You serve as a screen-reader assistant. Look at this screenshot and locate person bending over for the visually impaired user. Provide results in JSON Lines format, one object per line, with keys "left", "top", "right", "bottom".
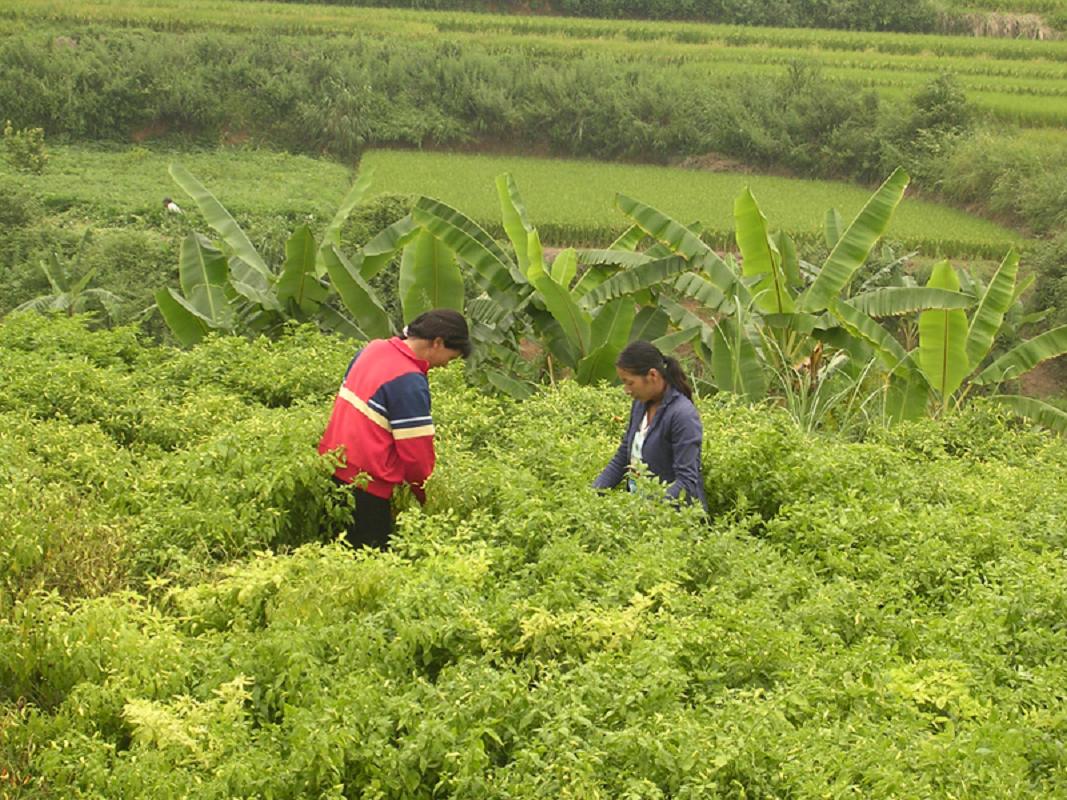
{"left": 593, "top": 340, "right": 707, "bottom": 511}
{"left": 320, "top": 309, "right": 470, "bottom": 550}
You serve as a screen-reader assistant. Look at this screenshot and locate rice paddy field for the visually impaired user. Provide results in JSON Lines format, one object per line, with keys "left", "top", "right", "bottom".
{"left": 3, "top": 0, "right": 1067, "bottom": 126}
{"left": 359, "top": 150, "right": 1019, "bottom": 256}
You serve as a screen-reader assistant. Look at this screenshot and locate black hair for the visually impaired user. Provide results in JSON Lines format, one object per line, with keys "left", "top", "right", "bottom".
{"left": 404, "top": 309, "right": 471, "bottom": 358}
{"left": 616, "top": 340, "right": 693, "bottom": 401}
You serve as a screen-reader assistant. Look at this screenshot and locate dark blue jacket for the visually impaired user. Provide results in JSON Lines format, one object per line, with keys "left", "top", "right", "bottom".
{"left": 593, "top": 385, "right": 707, "bottom": 510}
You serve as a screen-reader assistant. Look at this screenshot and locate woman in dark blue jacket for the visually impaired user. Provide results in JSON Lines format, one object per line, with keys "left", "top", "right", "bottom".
{"left": 593, "top": 341, "right": 707, "bottom": 511}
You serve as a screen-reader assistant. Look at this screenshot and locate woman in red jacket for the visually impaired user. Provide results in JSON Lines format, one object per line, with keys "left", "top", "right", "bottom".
{"left": 320, "top": 309, "right": 470, "bottom": 550}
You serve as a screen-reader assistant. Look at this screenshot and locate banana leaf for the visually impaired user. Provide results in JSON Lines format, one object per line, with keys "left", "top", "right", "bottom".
{"left": 657, "top": 296, "right": 717, "bottom": 355}
{"left": 611, "top": 223, "right": 646, "bottom": 251}
{"left": 824, "top": 208, "right": 844, "bottom": 250}
{"left": 799, "top": 168, "right": 909, "bottom": 313}
{"left": 169, "top": 164, "right": 270, "bottom": 280}
{"left": 711, "top": 312, "right": 767, "bottom": 402}
{"left": 831, "top": 299, "right": 918, "bottom": 379}
{"left": 761, "top": 312, "right": 819, "bottom": 335}
{"left": 178, "top": 233, "right": 234, "bottom": 328}
{"left": 849, "top": 287, "right": 973, "bottom": 318}
{"left": 652, "top": 325, "right": 702, "bottom": 353}
{"left": 317, "top": 170, "right": 374, "bottom": 276}
{"left": 973, "top": 325, "right": 1067, "bottom": 385}
{"left": 616, "top": 194, "right": 741, "bottom": 298}
{"left": 277, "top": 225, "right": 328, "bottom": 316}
{"left": 359, "top": 214, "right": 420, "bottom": 280}
{"left": 413, "top": 197, "right": 525, "bottom": 310}
{"left": 965, "top": 248, "right": 1018, "bottom": 369}
{"left": 990, "top": 394, "right": 1067, "bottom": 435}
{"left": 581, "top": 255, "right": 691, "bottom": 309}
{"left": 527, "top": 229, "right": 591, "bottom": 358}
{"left": 616, "top": 194, "right": 708, "bottom": 259}
{"left": 398, "top": 230, "right": 464, "bottom": 323}
{"left": 774, "top": 231, "right": 802, "bottom": 289}
{"left": 551, "top": 248, "right": 578, "bottom": 289}
{"left": 885, "top": 372, "right": 930, "bottom": 422}
{"left": 155, "top": 288, "right": 210, "bottom": 347}
{"left": 629, "top": 306, "right": 670, "bottom": 343}
{"left": 39, "top": 252, "right": 66, "bottom": 293}
{"left": 316, "top": 304, "right": 365, "bottom": 340}
{"left": 229, "top": 256, "right": 281, "bottom": 312}
{"left": 572, "top": 265, "right": 618, "bottom": 300}
{"left": 526, "top": 306, "right": 581, "bottom": 368}
{"left": 673, "top": 272, "right": 728, "bottom": 314}
{"left": 486, "top": 369, "right": 537, "bottom": 400}
{"left": 734, "top": 187, "right": 793, "bottom": 314}
{"left": 917, "top": 260, "right": 970, "bottom": 403}
{"left": 496, "top": 173, "right": 534, "bottom": 275}
{"left": 467, "top": 295, "right": 516, "bottom": 345}
{"left": 577, "top": 298, "right": 636, "bottom": 384}
{"left": 321, "top": 246, "right": 393, "bottom": 340}
{"left": 575, "top": 249, "right": 652, "bottom": 268}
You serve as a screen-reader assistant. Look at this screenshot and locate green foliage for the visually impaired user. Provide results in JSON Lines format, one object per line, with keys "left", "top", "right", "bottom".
{"left": 0, "top": 315, "right": 356, "bottom": 606}
{"left": 3, "top": 120, "right": 47, "bottom": 174}
{"left": 1030, "top": 232, "right": 1067, "bottom": 328}
{"left": 879, "top": 74, "right": 975, "bottom": 188}
{"left": 158, "top": 166, "right": 383, "bottom": 345}
{"left": 2, "top": 318, "right": 1067, "bottom": 797}
{"left": 10, "top": 230, "right": 123, "bottom": 325}
{"left": 1, "top": 10, "right": 1063, "bottom": 239}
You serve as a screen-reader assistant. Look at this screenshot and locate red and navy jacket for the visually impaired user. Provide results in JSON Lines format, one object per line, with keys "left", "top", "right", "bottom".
{"left": 319, "top": 337, "right": 436, "bottom": 499}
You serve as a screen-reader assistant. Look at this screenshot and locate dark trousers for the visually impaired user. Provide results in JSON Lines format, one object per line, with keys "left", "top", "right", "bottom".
{"left": 336, "top": 480, "right": 393, "bottom": 551}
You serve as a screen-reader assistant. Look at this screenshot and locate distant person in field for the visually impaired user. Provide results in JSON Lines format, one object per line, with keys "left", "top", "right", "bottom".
{"left": 319, "top": 309, "right": 471, "bottom": 550}
{"left": 162, "top": 197, "right": 183, "bottom": 214}
{"left": 593, "top": 340, "right": 707, "bottom": 511}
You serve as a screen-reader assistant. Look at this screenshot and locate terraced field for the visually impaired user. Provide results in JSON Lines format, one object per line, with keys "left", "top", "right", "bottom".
{"left": 4, "top": 0, "right": 1067, "bottom": 125}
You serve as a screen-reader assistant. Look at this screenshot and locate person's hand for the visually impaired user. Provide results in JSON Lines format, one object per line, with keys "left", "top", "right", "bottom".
{"left": 411, "top": 484, "right": 427, "bottom": 505}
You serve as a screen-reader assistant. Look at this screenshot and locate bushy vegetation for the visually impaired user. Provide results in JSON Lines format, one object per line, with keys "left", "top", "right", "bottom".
{"left": 253, "top": 0, "right": 940, "bottom": 32}
{"left": 2, "top": 7, "right": 1064, "bottom": 241}
{"left": 2, "top": 314, "right": 1067, "bottom": 797}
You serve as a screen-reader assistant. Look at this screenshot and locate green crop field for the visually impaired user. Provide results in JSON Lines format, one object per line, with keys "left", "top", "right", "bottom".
{"left": 3, "top": 144, "right": 1021, "bottom": 258}
{"left": 2, "top": 316, "right": 1066, "bottom": 798}
{"left": 359, "top": 149, "right": 1020, "bottom": 256}
{"left": 7, "top": 145, "right": 354, "bottom": 221}
{"left": 3, "top": 0, "right": 1067, "bottom": 794}
{"left": 4, "top": 0, "right": 1067, "bottom": 125}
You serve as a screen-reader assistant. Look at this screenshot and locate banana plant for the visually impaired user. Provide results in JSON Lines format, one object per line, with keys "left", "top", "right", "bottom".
{"left": 600, "top": 170, "right": 912, "bottom": 400}
{"left": 156, "top": 165, "right": 381, "bottom": 346}
{"left": 497, "top": 174, "right": 712, "bottom": 386}
{"left": 832, "top": 250, "right": 1067, "bottom": 432}
{"left": 12, "top": 230, "right": 121, "bottom": 325}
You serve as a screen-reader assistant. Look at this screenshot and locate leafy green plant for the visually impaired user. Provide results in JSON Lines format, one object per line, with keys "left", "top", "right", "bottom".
{"left": 2, "top": 120, "right": 47, "bottom": 174}
{"left": 10, "top": 230, "right": 121, "bottom": 325}
{"left": 156, "top": 165, "right": 378, "bottom": 345}
{"left": 834, "top": 250, "right": 1067, "bottom": 431}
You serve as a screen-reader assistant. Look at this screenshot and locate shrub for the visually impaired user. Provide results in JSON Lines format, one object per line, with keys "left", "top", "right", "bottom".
{"left": 3, "top": 120, "right": 48, "bottom": 174}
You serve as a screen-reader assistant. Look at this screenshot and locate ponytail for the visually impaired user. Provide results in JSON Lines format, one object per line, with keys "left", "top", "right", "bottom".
{"left": 662, "top": 355, "right": 693, "bottom": 401}
{"left": 616, "top": 341, "right": 693, "bottom": 401}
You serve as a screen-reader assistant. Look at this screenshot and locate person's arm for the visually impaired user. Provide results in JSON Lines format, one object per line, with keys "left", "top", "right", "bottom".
{"left": 593, "top": 403, "right": 637, "bottom": 491}
{"left": 381, "top": 373, "right": 435, "bottom": 501}
{"left": 665, "top": 406, "right": 704, "bottom": 504}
